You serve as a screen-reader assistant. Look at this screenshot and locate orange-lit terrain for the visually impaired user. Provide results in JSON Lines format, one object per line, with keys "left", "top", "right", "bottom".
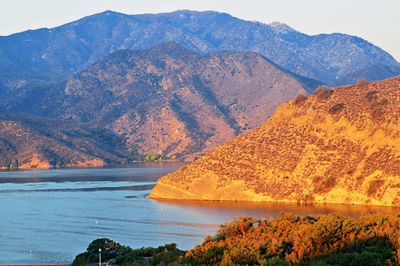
{"left": 150, "top": 77, "right": 400, "bottom": 206}
{"left": 0, "top": 117, "right": 117, "bottom": 169}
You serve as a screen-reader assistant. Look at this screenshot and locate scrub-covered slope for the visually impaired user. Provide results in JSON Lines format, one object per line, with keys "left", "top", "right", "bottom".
{"left": 0, "top": 43, "right": 311, "bottom": 168}
{"left": 150, "top": 77, "right": 400, "bottom": 206}
{"left": 34, "top": 43, "right": 309, "bottom": 161}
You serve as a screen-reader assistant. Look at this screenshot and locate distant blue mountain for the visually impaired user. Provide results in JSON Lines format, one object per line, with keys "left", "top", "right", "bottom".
{"left": 0, "top": 10, "right": 399, "bottom": 87}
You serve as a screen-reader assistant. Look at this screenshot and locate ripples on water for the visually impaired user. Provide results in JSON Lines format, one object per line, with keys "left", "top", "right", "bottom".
{"left": 0, "top": 163, "right": 399, "bottom": 263}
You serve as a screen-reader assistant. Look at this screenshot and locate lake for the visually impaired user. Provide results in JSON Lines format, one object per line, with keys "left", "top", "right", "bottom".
{"left": 0, "top": 163, "right": 399, "bottom": 263}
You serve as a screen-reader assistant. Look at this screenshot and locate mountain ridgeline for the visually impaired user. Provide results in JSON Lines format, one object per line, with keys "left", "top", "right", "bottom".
{"left": 0, "top": 10, "right": 399, "bottom": 90}
{"left": 0, "top": 44, "right": 312, "bottom": 168}
{"left": 150, "top": 77, "right": 400, "bottom": 206}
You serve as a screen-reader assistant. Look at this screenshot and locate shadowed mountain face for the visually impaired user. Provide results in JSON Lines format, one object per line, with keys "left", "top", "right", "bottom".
{"left": 150, "top": 76, "right": 400, "bottom": 206}
{"left": 14, "top": 44, "right": 310, "bottom": 161}
{"left": 0, "top": 10, "right": 399, "bottom": 89}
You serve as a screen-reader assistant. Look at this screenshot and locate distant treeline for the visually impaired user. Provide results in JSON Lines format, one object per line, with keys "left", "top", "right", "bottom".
{"left": 73, "top": 213, "right": 400, "bottom": 265}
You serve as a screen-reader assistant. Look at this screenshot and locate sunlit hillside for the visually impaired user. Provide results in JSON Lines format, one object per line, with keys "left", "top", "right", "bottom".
{"left": 150, "top": 77, "right": 400, "bottom": 206}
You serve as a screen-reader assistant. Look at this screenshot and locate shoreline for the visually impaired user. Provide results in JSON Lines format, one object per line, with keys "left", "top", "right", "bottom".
{"left": 0, "top": 160, "right": 185, "bottom": 172}
{"left": 149, "top": 191, "right": 400, "bottom": 208}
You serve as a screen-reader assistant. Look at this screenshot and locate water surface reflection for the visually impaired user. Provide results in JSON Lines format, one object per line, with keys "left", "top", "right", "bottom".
{"left": 0, "top": 164, "right": 399, "bottom": 263}
{"left": 154, "top": 199, "right": 400, "bottom": 218}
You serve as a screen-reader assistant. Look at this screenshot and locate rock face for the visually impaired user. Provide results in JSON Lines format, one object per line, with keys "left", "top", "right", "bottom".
{"left": 34, "top": 44, "right": 310, "bottom": 160}
{"left": 150, "top": 77, "right": 400, "bottom": 206}
{"left": 0, "top": 10, "right": 398, "bottom": 90}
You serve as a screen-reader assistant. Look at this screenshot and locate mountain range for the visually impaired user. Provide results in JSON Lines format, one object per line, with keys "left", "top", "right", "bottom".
{"left": 150, "top": 77, "right": 400, "bottom": 206}
{"left": 0, "top": 10, "right": 399, "bottom": 169}
{"left": 0, "top": 43, "right": 313, "bottom": 167}
{"left": 0, "top": 10, "right": 399, "bottom": 90}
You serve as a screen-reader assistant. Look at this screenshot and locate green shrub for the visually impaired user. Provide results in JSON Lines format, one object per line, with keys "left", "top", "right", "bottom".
{"left": 144, "top": 153, "right": 163, "bottom": 162}
{"left": 74, "top": 214, "right": 400, "bottom": 265}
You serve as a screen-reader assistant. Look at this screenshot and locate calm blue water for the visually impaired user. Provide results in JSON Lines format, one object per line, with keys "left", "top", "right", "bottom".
{"left": 0, "top": 163, "right": 399, "bottom": 263}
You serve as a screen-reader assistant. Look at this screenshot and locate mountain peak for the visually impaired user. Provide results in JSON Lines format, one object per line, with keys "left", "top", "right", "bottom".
{"left": 269, "top": 21, "right": 297, "bottom": 34}
{"left": 101, "top": 10, "right": 118, "bottom": 15}
{"left": 90, "top": 10, "right": 127, "bottom": 18}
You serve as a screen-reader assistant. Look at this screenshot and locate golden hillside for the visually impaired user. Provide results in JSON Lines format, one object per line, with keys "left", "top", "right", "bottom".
{"left": 149, "top": 77, "right": 400, "bottom": 206}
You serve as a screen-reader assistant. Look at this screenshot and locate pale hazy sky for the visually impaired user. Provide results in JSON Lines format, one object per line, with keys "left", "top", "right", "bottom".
{"left": 0, "top": 0, "right": 399, "bottom": 61}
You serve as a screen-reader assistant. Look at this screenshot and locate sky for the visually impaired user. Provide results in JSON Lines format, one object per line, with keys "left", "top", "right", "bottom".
{"left": 0, "top": 0, "right": 399, "bottom": 61}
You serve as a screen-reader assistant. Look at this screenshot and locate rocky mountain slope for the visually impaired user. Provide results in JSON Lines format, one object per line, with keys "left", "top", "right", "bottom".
{"left": 0, "top": 10, "right": 398, "bottom": 92}
{"left": 150, "top": 76, "right": 400, "bottom": 206}
{"left": 19, "top": 43, "right": 310, "bottom": 161}
{"left": 0, "top": 113, "right": 130, "bottom": 169}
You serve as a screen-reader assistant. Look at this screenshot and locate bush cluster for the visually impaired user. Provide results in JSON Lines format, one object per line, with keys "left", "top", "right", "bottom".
{"left": 73, "top": 240, "right": 185, "bottom": 266}
{"left": 74, "top": 213, "right": 400, "bottom": 265}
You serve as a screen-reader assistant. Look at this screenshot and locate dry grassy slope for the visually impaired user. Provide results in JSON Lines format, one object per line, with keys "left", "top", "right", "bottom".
{"left": 150, "top": 76, "right": 400, "bottom": 206}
